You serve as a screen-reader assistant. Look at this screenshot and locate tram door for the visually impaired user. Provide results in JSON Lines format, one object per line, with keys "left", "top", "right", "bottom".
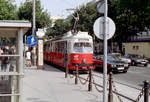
{"left": 64, "top": 41, "right": 67, "bottom": 69}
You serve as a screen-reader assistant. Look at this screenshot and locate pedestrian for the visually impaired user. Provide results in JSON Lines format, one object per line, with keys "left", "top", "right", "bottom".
{"left": 0, "top": 47, "right": 3, "bottom": 72}
{"left": 26, "top": 49, "right": 31, "bottom": 67}
{"left": 1, "top": 48, "right": 9, "bottom": 72}
{"left": 1, "top": 48, "right": 9, "bottom": 80}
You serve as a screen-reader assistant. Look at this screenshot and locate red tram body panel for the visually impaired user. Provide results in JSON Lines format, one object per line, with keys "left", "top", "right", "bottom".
{"left": 44, "top": 31, "right": 94, "bottom": 71}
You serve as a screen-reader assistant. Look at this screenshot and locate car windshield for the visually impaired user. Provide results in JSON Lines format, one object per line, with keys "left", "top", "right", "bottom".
{"left": 108, "top": 55, "right": 120, "bottom": 61}
{"left": 130, "top": 54, "right": 142, "bottom": 58}
{"left": 96, "top": 55, "right": 120, "bottom": 61}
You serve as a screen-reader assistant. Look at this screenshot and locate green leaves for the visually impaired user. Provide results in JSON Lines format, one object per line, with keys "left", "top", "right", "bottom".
{"left": 46, "top": 19, "right": 71, "bottom": 38}
{"left": 18, "top": 0, "right": 51, "bottom": 30}
{"left": 0, "top": 0, "right": 18, "bottom": 20}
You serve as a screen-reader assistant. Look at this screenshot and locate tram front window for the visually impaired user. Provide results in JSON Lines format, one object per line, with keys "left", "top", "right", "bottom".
{"left": 73, "top": 42, "right": 93, "bottom": 53}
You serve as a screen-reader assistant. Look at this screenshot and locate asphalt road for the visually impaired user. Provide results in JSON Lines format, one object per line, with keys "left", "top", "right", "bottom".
{"left": 47, "top": 63, "right": 150, "bottom": 90}
{"left": 112, "top": 64, "right": 150, "bottom": 89}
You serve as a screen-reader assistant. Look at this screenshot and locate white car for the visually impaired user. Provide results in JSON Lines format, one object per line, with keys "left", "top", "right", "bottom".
{"left": 120, "top": 56, "right": 131, "bottom": 65}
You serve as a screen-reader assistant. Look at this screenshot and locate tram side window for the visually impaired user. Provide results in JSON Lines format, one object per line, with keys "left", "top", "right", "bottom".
{"left": 48, "top": 43, "right": 51, "bottom": 52}
{"left": 58, "top": 42, "right": 63, "bottom": 53}
{"left": 50, "top": 42, "right": 52, "bottom": 52}
{"left": 45, "top": 44, "right": 48, "bottom": 52}
{"left": 55, "top": 42, "right": 58, "bottom": 52}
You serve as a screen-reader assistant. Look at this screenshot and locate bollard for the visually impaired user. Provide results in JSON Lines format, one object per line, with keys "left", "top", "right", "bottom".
{"left": 65, "top": 67, "right": 68, "bottom": 78}
{"left": 88, "top": 69, "right": 92, "bottom": 91}
{"left": 108, "top": 72, "right": 113, "bottom": 102}
{"left": 144, "top": 80, "right": 149, "bottom": 102}
{"left": 75, "top": 65, "right": 78, "bottom": 84}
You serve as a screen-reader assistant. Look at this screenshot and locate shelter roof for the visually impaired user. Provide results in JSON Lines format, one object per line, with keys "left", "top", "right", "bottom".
{"left": 0, "top": 20, "right": 31, "bottom": 37}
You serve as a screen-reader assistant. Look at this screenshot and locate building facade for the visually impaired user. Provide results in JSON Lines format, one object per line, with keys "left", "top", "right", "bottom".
{"left": 125, "top": 42, "right": 150, "bottom": 58}
{"left": 124, "top": 31, "right": 150, "bottom": 58}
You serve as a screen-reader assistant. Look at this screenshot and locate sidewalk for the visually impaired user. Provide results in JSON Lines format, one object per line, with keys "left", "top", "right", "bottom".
{"left": 23, "top": 64, "right": 149, "bottom": 102}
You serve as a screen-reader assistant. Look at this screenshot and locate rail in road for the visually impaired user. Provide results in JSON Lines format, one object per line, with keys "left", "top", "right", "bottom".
{"left": 23, "top": 64, "right": 150, "bottom": 102}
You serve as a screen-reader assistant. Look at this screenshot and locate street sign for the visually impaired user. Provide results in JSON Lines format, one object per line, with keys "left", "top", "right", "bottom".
{"left": 93, "top": 16, "right": 116, "bottom": 40}
{"left": 96, "top": 1, "right": 105, "bottom": 14}
{"left": 27, "top": 35, "right": 38, "bottom": 47}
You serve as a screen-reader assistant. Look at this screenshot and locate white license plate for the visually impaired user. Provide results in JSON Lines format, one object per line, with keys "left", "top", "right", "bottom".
{"left": 141, "top": 62, "right": 146, "bottom": 64}
{"left": 118, "top": 67, "right": 124, "bottom": 70}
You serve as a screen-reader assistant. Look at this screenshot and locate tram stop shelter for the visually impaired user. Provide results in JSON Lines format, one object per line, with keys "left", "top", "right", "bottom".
{"left": 0, "top": 20, "right": 31, "bottom": 102}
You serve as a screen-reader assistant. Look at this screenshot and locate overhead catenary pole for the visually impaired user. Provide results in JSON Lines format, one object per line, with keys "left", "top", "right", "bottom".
{"left": 103, "top": 0, "right": 108, "bottom": 102}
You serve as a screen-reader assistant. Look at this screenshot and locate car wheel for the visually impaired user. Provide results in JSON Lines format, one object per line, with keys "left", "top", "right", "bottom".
{"left": 123, "top": 70, "right": 127, "bottom": 73}
{"left": 132, "top": 61, "right": 136, "bottom": 66}
{"left": 144, "top": 64, "right": 148, "bottom": 67}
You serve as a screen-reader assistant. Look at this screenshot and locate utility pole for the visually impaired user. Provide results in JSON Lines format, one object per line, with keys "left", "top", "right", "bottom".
{"left": 32, "top": 0, "right": 35, "bottom": 35}
{"left": 103, "top": 0, "right": 108, "bottom": 102}
{"left": 32, "top": 0, "right": 37, "bottom": 66}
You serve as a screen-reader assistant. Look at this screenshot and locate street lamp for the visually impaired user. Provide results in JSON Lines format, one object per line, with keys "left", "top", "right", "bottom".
{"left": 36, "top": 29, "right": 45, "bottom": 69}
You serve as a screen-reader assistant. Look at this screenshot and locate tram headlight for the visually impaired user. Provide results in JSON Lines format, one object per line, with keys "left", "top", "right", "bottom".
{"left": 74, "top": 55, "right": 79, "bottom": 60}
{"left": 82, "top": 59, "right": 86, "bottom": 63}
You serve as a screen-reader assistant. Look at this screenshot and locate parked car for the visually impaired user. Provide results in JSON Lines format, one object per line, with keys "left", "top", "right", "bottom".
{"left": 120, "top": 56, "right": 131, "bottom": 65}
{"left": 124, "top": 54, "right": 149, "bottom": 66}
{"left": 93, "top": 55, "right": 129, "bottom": 73}
{"left": 109, "top": 53, "right": 131, "bottom": 65}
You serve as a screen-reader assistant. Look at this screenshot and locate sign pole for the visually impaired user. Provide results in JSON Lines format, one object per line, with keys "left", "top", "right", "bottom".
{"left": 94, "top": 2, "right": 116, "bottom": 102}
{"left": 32, "top": 0, "right": 37, "bottom": 67}
{"left": 103, "top": 0, "right": 108, "bottom": 102}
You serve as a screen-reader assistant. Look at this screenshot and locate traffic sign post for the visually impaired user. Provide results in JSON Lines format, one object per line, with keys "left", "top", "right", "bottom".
{"left": 93, "top": 0, "right": 116, "bottom": 102}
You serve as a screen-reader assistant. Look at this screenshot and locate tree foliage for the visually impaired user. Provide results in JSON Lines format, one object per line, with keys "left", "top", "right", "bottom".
{"left": 46, "top": 19, "right": 71, "bottom": 39}
{"left": 75, "top": 3, "right": 100, "bottom": 35}
{"left": 18, "top": 0, "right": 51, "bottom": 30}
{"left": 0, "top": 0, "right": 18, "bottom": 20}
{"left": 107, "top": 0, "right": 150, "bottom": 50}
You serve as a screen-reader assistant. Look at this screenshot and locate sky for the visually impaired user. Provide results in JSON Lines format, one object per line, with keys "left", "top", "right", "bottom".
{"left": 14, "top": 0, "right": 95, "bottom": 18}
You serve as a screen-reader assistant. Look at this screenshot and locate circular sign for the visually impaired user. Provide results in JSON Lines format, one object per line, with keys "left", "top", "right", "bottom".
{"left": 36, "top": 29, "right": 45, "bottom": 38}
{"left": 96, "top": 1, "right": 105, "bottom": 14}
{"left": 27, "top": 35, "right": 38, "bottom": 47}
{"left": 93, "top": 17, "right": 116, "bottom": 40}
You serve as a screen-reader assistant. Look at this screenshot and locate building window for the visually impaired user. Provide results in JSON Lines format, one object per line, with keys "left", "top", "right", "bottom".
{"left": 133, "top": 45, "right": 139, "bottom": 50}
{"left": 133, "top": 46, "right": 136, "bottom": 50}
{"left": 136, "top": 46, "right": 139, "bottom": 50}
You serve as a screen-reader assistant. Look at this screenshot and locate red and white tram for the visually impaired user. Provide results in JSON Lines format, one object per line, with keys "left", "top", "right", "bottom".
{"left": 44, "top": 31, "right": 94, "bottom": 71}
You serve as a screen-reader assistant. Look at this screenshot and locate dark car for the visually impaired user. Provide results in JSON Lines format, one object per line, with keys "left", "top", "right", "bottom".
{"left": 124, "top": 54, "right": 149, "bottom": 66}
{"left": 94, "top": 55, "right": 129, "bottom": 73}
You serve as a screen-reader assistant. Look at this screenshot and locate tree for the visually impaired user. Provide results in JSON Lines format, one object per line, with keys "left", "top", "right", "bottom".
{"left": 72, "top": 3, "right": 100, "bottom": 35}
{"left": 110, "top": 0, "right": 150, "bottom": 52}
{"left": 0, "top": 0, "right": 18, "bottom": 20}
{"left": 46, "top": 19, "right": 71, "bottom": 39}
{"left": 0, "top": 0, "right": 18, "bottom": 45}
{"left": 18, "top": 0, "right": 51, "bottom": 34}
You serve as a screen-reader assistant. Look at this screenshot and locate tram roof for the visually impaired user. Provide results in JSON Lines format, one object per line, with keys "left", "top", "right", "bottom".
{"left": 0, "top": 20, "right": 31, "bottom": 37}
{"left": 46, "top": 31, "right": 92, "bottom": 42}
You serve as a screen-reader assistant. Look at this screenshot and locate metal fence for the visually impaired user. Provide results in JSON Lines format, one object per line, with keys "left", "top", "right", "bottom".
{"left": 65, "top": 67, "right": 150, "bottom": 102}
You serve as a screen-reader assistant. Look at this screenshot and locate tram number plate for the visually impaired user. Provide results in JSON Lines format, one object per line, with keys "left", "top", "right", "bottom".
{"left": 81, "top": 67, "right": 87, "bottom": 69}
